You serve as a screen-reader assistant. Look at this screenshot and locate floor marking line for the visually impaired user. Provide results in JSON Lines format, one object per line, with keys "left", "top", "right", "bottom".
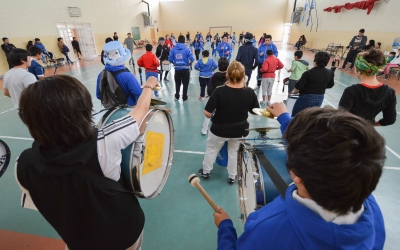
{"left": 174, "top": 150, "right": 205, "bottom": 155}
{"left": 385, "top": 146, "right": 400, "bottom": 160}
{"left": 0, "top": 108, "right": 16, "bottom": 115}
{"left": 0, "top": 96, "right": 7, "bottom": 99}
{"left": 68, "top": 66, "right": 104, "bottom": 77}
{"left": 383, "top": 166, "right": 400, "bottom": 171}
{"left": 0, "top": 135, "right": 33, "bottom": 141}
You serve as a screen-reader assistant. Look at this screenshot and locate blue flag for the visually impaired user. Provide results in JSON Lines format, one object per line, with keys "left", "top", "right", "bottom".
{"left": 307, "top": 0, "right": 314, "bottom": 26}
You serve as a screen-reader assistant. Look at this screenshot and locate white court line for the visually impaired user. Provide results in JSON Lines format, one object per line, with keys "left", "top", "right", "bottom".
{"left": 0, "top": 108, "right": 15, "bottom": 115}
{"left": 384, "top": 166, "right": 400, "bottom": 171}
{"left": 68, "top": 66, "right": 104, "bottom": 77}
{"left": 0, "top": 135, "right": 33, "bottom": 141}
{"left": 174, "top": 150, "right": 205, "bottom": 155}
{"left": 0, "top": 96, "right": 7, "bottom": 99}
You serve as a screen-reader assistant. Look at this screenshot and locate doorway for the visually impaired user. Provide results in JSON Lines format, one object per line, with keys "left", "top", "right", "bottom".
{"left": 282, "top": 23, "right": 292, "bottom": 45}
{"left": 150, "top": 28, "right": 156, "bottom": 44}
{"left": 56, "top": 22, "right": 97, "bottom": 61}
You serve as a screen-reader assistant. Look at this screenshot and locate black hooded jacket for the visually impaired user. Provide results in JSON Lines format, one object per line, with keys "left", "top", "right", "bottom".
{"left": 339, "top": 83, "right": 397, "bottom": 125}
{"left": 207, "top": 71, "right": 227, "bottom": 96}
{"left": 17, "top": 131, "right": 145, "bottom": 250}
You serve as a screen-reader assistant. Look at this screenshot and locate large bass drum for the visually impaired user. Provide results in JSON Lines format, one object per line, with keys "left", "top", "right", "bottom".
{"left": 237, "top": 143, "right": 292, "bottom": 222}
{"left": 99, "top": 107, "right": 174, "bottom": 199}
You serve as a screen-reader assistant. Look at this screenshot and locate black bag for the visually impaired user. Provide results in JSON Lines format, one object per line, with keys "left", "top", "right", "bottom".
{"left": 99, "top": 68, "right": 131, "bottom": 108}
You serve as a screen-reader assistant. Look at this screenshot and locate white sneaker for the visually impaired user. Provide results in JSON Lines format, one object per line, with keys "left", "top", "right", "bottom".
{"left": 201, "top": 129, "right": 207, "bottom": 135}
{"left": 199, "top": 97, "right": 205, "bottom": 101}
{"left": 260, "top": 101, "right": 266, "bottom": 106}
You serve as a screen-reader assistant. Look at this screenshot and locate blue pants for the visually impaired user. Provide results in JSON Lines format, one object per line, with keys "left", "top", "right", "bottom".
{"left": 291, "top": 94, "right": 324, "bottom": 116}
{"left": 145, "top": 71, "right": 159, "bottom": 97}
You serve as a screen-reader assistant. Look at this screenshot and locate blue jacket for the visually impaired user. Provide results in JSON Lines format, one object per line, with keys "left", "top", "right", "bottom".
{"left": 190, "top": 41, "right": 204, "bottom": 51}
{"left": 194, "top": 58, "right": 218, "bottom": 77}
{"left": 34, "top": 43, "right": 47, "bottom": 53}
{"left": 217, "top": 42, "right": 232, "bottom": 57}
{"left": 96, "top": 65, "right": 142, "bottom": 106}
{"left": 28, "top": 59, "right": 44, "bottom": 80}
{"left": 168, "top": 43, "right": 195, "bottom": 71}
{"left": 217, "top": 184, "right": 385, "bottom": 250}
{"left": 258, "top": 43, "right": 279, "bottom": 63}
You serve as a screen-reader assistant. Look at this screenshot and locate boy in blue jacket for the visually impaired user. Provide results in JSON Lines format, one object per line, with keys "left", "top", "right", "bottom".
{"left": 28, "top": 46, "right": 45, "bottom": 80}
{"left": 257, "top": 35, "right": 279, "bottom": 88}
{"left": 96, "top": 41, "right": 142, "bottom": 106}
{"left": 213, "top": 104, "right": 386, "bottom": 250}
{"left": 194, "top": 50, "right": 217, "bottom": 101}
{"left": 168, "top": 35, "right": 195, "bottom": 102}
{"left": 217, "top": 36, "right": 232, "bottom": 61}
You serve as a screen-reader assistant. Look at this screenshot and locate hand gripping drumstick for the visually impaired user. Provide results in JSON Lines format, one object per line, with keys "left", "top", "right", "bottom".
{"left": 188, "top": 174, "right": 219, "bottom": 212}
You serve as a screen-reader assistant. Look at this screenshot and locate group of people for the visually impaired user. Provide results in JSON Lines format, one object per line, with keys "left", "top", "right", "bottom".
{"left": 1, "top": 27, "right": 397, "bottom": 250}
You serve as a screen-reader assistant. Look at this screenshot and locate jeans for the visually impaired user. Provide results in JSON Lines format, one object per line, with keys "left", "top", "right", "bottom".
{"left": 212, "top": 49, "right": 217, "bottom": 57}
{"left": 245, "top": 69, "right": 252, "bottom": 86}
{"left": 41, "top": 54, "right": 47, "bottom": 64}
{"left": 194, "top": 50, "right": 201, "bottom": 60}
{"left": 174, "top": 70, "right": 190, "bottom": 100}
{"left": 199, "top": 77, "right": 209, "bottom": 97}
{"left": 62, "top": 52, "right": 72, "bottom": 63}
{"left": 6, "top": 57, "right": 13, "bottom": 69}
{"left": 291, "top": 94, "right": 324, "bottom": 116}
{"left": 145, "top": 71, "right": 159, "bottom": 97}
{"left": 342, "top": 50, "right": 358, "bottom": 69}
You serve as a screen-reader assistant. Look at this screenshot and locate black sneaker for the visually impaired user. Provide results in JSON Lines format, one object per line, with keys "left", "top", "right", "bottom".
{"left": 228, "top": 178, "right": 235, "bottom": 185}
{"left": 198, "top": 169, "right": 210, "bottom": 179}
{"left": 164, "top": 78, "right": 169, "bottom": 82}
{"left": 384, "top": 74, "right": 389, "bottom": 80}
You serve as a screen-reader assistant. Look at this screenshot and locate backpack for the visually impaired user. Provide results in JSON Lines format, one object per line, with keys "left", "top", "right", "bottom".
{"left": 99, "top": 68, "right": 131, "bottom": 108}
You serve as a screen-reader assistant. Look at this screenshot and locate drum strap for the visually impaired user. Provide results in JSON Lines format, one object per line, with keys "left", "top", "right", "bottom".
{"left": 80, "top": 167, "right": 132, "bottom": 193}
{"left": 253, "top": 149, "right": 287, "bottom": 199}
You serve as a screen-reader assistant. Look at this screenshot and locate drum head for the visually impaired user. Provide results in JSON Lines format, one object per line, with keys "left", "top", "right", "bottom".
{"left": 134, "top": 109, "right": 173, "bottom": 199}
{"left": 162, "top": 61, "right": 170, "bottom": 65}
{"left": 0, "top": 139, "right": 11, "bottom": 178}
{"left": 237, "top": 143, "right": 259, "bottom": 223}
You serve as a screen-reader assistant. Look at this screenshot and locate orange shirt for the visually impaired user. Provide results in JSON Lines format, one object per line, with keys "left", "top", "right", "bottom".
{"left": 137, "top": 51, "right": 160, "bottom": 73}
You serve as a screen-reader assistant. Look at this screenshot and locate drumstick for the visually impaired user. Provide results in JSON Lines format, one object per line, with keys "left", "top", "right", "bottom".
{"left": 188, "top": 174, "right": 219, "bottom": 212}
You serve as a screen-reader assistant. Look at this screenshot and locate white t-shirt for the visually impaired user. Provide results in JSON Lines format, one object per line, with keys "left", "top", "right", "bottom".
{"left": 97, "top": 115, "right": 140, "bottom": 181}
{"left": 3, "top": 68, "right": 37, "bottom": 108}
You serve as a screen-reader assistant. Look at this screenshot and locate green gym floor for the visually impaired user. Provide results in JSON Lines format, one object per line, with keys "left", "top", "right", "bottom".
{"left": 0, "top": 43, "right": 399, "bottom": 250}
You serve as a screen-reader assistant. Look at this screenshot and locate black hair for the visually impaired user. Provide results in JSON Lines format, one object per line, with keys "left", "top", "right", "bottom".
{"left": 389, "top": 51, "right": 396, "bottom": 55}
{"left": 266, "top": 49, "right": 273, "bottom": 56}
{"left": 2, "top": 37, "right": 8, "bottom": 42}
{"left": 9, "top": 48, "right": 30, "bottom": 66}
{"left": 29, "top": 46, "right": 42, "bottom": 56}
{"left": 34, "top": 38, "right": 40, "bottom": 42}
{"left": 265, "top": 34, "right": 272, "bottom": 40}
{"left": 363, "top": 49, "right": 385, "bottom": 67}
{"left": 218, "top": 57, "right": 229, "bottom": 71}
{"left": 57, "top": 37, "right": 63, "bottom": 42}
{"left": 294, "top": 50, "right": 303, "bottom": 59}
{"left": 26, "top": 41, "right": 34, "bottom": 50}
{"left": 178, "top": 35, "right": 185, "bottom": 43}
{"left": 314, "top": 52, "right": 330, "bottom": 67}
{"left": 105, "top": 37, "right": 113, "bottom": 43}
{"left": 359, "top": 29, "right": 365, "bottom": 33}
{"left": 369, "top": 40, "right": 375, "bottom": 46}
{"left": 127, "top": 33, "right": 131, "bottom": 35}
{"left": 202, "top": 50, "right": 209, "bottom": 57}
{"left": 145, "top": 44, "right": 153, "bottom": 51}
{"left": 73, "top": 37, "right": 76, "bottom": 40}
{"left": 284, "top": 107, "right": 385, "bottom": 215}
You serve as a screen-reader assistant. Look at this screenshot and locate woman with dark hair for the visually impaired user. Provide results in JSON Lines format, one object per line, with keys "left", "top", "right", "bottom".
{"left": 339, "top": 49, "right": 396, "bottom": 126}
{"left": 258, "top": 33, "right": 267, "bottom": 47}
{"left": 294, "top": 35, "right": 306, "bottom": 50}
{"left": 113, "top": 32, "right": 118, "bottom": 41}
{"left": 363, "top": 40, "right": 376, "bottom": 51}
{"left": 26, "top": 41, "right": 33, "bottom": 51}
{"left": 198, "top": 60, "right": 259, "bottom": 184}
{"left": 291, "top": 52, "right": 334, "bottom": 116}
{"left": 190, "top": 36, "right": 204, "bottom": 61}
{"left": 16, "top": 74, "right": 159, "bottom": 250}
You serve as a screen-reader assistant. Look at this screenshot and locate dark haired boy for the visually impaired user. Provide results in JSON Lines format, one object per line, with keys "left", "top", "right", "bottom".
{"left": 3, "top": 49, "right": 37, "bottom": 108}
{"left": 28, "top": 46, "right": 45, "bottom": 80}
{"left": 286, "top": 50, "right": 309, "bottom": 97}
{"left": 71, "top": 37, "right": 82, "bottom": 60}
{"left": 194, "top": 50, "right": 218, "bottom": 101}
{"left": 217, "top": 36, "right": 232, "bottom": 61}
{"left": 168, "top": 35, "right": 195, "bottom": 102}
{"left": 156, "top": 37, "right": 170, "bottom": 82}
{"left": 213, "top": 104, "right": 386, "bottom": 250}
{"left": 137, "top": 44, "right": 161, "bottom": 99}
{"left": 1, "top": 37, "right": 16, "bottom": 69}
{"left": 340, "top": 28, "right": 367, "bottom": 70}
{"left": 291, "top": 52, "right": 334, "bottom": 116}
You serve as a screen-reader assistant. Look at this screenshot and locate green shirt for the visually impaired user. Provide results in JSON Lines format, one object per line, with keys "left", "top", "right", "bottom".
{"left": 387, "top": 55, "right": 395, "bottom": 63}
{"left": 289, "top": 60, "right": 308, "bottom": 80}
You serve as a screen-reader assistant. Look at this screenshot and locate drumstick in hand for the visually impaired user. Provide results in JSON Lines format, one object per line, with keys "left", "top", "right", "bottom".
{"left": 188, "top": 174, "right": 219, "bottom": 212}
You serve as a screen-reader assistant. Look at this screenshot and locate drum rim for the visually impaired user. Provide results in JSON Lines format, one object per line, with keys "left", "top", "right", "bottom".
{"left": 0, "top": 139, "right": 11, "bottom": 178}
{"left": 131, "top": 109, "right": 174, "bottom": 199}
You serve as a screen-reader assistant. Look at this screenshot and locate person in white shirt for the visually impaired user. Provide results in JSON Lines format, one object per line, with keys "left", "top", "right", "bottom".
{"left": 3, "top": 48, "right": 37, "bottom": 109}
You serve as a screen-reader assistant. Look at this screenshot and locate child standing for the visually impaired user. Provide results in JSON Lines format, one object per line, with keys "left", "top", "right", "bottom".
{"left": 156, "top": 37, "right": 170, "bottom": 82}
{"left": 286, "top": 51, "right": 309, "bottom": 98}
{"left": 201, "top": 57, "right": 229, "bottom": 135}
{"left": 191, "top": 37, "right": 204, "bottom": 61}
{"left": 259, "top": 50, "right": 284, "bottom": 106}
{"left": 137, "top": 44, "right": 161, "bottom": 99}
{"left": 194, "top": 50, "right": 218, "bottom": 101}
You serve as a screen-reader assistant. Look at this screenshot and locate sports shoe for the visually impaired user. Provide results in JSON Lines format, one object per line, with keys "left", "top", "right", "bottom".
{"left": 283, "top": 99, "right": 287, "bottom": 105}
{"left": 174, "top": 98, "right": 179, "bottom": 101}
{"left": 201, "top": 129, "right": 207, "bottom": 135}
{"left": 254, "top": 86, "right": 260, "bottom": 90}
{"left": 183, "top": 98, "right": 188, "bottom": 102}
{"left": 164, "top": 78, "right": 169, "bottom": 82}
{"left": 198, "top": 169, "right": 210, "bottom": 179}
{"left": 384, "top": 74, "right": 389, "bottom": 80}
{"left": 199, "top": 97, "right": 205, "bottom": 101}
{"left": 348, "top": 68, "right": 353, "bottom": 71}
{"left": 260, "top": 101, "right": 266, "bottom": 106}
{"left": 228, "top": 178, "right": 235, "bottom": 185}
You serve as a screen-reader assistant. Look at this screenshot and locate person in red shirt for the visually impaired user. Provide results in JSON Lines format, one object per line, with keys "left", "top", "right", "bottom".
{"left": 259, "top": 49, "right": 284, "bottom": 105}
{"left": 165, "top": 34, "right": 174, "bottom": 50}
{"left": 137, "top": 44, "right": 161, "bottom": 99}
